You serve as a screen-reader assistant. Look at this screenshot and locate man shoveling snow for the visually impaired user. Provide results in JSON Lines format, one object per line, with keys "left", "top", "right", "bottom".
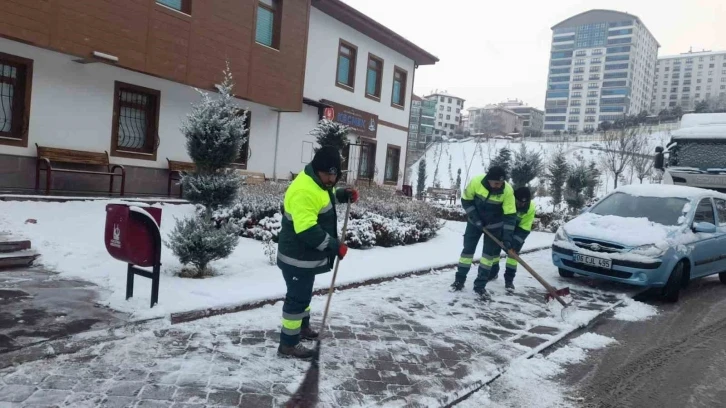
{"left": 450, "top": 166, "right": 516, "bottom": 300}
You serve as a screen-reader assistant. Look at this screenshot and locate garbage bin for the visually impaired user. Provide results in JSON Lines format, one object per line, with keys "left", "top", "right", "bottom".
{"left": 105, "top": 203, "right": 163, "bottom": 308}
{"left": 105, "top": 204, "right": 162, "bottom": 267}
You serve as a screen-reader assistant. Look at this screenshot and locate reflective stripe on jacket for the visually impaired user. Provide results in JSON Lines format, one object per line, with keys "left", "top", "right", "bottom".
{"left": 277, "top": 164, "right": 344, "bottom": 274}
{"left": 461, "top": 175, "right": 517, "bottom": 237}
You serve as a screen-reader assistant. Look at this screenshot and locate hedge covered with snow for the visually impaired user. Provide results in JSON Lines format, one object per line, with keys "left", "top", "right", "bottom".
{"left": 217, "top": 183, "right": 443, "bottom": 249}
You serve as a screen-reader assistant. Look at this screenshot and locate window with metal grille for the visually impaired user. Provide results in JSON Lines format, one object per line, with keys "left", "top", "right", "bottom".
{"left": 336, "top": 40, "right": 357, "bottom": 90}
{"left": 0, "top": 52, "right": 32, "bottom": 147}
{"left": 384, "top": 145, "right": 400, "bottom": 183}
{"left": 156, "top": 0, "right": 191, "bottom": 14}
{"left": 391, "top": 67, "right": 407, "bottom": 108}
{"left": 255, "top": 0, "right": 281, "bottom": 49}
{"left": 365, "top": 54, "right": 383, "bottom": 99}
{"left": 111, "top": 82, "right": 160, "bottom": 160}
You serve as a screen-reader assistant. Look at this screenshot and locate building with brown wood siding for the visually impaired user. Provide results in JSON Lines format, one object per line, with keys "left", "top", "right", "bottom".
{"left": 0, "top": 0, "right": 437, "bottom": 196}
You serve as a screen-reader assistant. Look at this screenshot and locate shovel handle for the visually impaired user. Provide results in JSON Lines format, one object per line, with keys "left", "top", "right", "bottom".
{"left": 319, "top": 202, "right": 352, "bottom": 334}
{"left": 481, "top": 226, "right": 569, "bottom": 307}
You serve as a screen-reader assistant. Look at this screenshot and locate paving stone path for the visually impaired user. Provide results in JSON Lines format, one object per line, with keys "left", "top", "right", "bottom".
{"left": 0, "top": 251, "right": 627, "bottom": 407}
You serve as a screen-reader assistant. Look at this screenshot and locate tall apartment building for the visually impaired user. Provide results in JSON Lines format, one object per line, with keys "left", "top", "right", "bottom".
{"left": 544, "top": 10, "right": 659, "bottom": 133}
{"left": 652, "top": 50, "right": 726, "bottom": 112}
{"left": 424, "top": 92, "right": 465, "bottom": 137}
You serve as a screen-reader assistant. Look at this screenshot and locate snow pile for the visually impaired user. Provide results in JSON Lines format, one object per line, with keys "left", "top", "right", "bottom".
{"left": 460, "top": 331, "right": 618, "bottom": 407}
{"left": 570, "top": 332, "right": 618, "bottom": 349}
{"left": 613, "top": 297, "right": 659, "bottom": 321}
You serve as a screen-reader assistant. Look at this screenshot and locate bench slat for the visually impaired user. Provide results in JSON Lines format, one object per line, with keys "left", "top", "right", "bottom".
{"left": 49, "top": 168, "right": 122, "bottom": 176}
{"left": 168, "top": 160, "right": 196, "bottom": 173}
{"left": 37, "top": 146, "right": 108, "bottom": 166}
{"left": 237, "top": 170, "right": 265, "bottom": 185}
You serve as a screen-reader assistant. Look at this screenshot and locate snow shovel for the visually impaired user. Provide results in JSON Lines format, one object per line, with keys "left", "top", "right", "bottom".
{"left": 481, "top": 226, "right": 573, "bottom": 310}
{"left": 285, "top": 201, "right": 352, "bottom": 408}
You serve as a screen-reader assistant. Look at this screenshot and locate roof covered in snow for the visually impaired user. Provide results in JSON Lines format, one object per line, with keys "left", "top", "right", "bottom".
{"left": 616, "top": 184, "right": 726, "bottom": 200}
{"left": 671, "top": 125, "right": 726, "bottom": 139}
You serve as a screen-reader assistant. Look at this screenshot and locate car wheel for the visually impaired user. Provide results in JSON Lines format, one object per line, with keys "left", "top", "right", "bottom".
{"left": 662, "top": 262, "right": 684, "bottom": 303}
{"left": 719, "top": 272, "right": 726, "bottom": 285}
{"left": 559, "top": 268, "right": 575, "bottom": 278}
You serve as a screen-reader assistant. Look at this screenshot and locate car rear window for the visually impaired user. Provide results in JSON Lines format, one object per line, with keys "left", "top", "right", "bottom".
{"left": 590, "top": 192, "right": 689, "bottom": 226}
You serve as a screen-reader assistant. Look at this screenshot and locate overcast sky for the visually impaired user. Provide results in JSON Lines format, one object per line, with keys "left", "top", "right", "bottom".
{"left": 341, "top": 0, "right": 726, "bottom": 110}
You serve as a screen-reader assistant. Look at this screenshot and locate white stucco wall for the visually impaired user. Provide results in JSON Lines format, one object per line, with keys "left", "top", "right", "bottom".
{"left": 0, "top": 37, "right": 279, "bottom": 176}
{"left": 299, "top": 7, "right": 414, "bottom": 188}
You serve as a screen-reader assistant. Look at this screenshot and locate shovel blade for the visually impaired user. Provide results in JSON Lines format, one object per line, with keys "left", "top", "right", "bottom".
{"left": 544, "top": 287, "right": 571, "bottom": 303}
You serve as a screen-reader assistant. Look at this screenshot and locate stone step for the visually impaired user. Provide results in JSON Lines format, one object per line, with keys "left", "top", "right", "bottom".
{"left": 0, "top": 239, "right": 31, "bottom": 253}
{"left": 0, "top": 250, "right": 39, "bottom": 270}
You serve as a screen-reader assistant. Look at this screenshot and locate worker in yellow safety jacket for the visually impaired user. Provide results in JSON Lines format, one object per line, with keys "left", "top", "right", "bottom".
{"left": 487, "top": 187, "right": 536, "bottom": 293}
{"left": 276, "top": 146, "right": 358, "bottom": 360}
{"left": 450, "top": 166, "right": 516, "bottom": 300}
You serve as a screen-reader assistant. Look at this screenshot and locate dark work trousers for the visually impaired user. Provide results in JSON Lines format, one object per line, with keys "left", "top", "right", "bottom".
{"left": 455, "top": 222, "right": 503, "bottom": 291}
{"left": 489, "top": 239, "right": 525, "bottom": 283}
{"left": 279, "top": 266, "right": 315, "bottom": 346}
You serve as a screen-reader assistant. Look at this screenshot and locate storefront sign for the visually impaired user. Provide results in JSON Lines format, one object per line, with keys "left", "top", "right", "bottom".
{"left": 321, "top": 99, "right": 378, "bottom": 139}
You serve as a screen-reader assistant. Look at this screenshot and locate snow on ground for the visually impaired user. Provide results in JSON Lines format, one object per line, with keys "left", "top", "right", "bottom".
{"left": 458, "top": 331, "right": 618, "bottom": 408}
{"left": 612, "top": 297, "right": 659, "bottom": 322}
{"left": 413, "top": 133, "right": 666, "bottom": 200}
{"left": 0, "top": 200, "right": 554, "bottom": 319}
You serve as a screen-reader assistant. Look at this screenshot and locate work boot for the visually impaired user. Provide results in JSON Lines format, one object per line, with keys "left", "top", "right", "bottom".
{"left": 488, "top": 272, "right": 499, "bottom": 282}
{"left": 474, "top": 287, "right": 491, "bottom": 301}
{"left": 450, "top": 280, "right": 464, "bottom": 292}
{"left": 278, "top": 343, "right": 315, "bottom": 360}
{"left": 505, "top": 281, "right": 515, "bottom": 293}
{"left": 300, "top": 326, "right": 319, "bottom": 341}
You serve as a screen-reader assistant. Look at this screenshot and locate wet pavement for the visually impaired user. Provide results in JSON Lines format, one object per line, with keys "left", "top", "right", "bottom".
{"left": 561, "top": 276, "right": 726, "bottom": 408}
{"left": 0, "top": 268, "right": 128, "bottom": 353}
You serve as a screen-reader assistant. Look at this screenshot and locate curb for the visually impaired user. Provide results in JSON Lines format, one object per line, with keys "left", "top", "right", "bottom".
{"left": 443, "top": 296, "right": 629, "bottom": 407}
{"left": 169, "top": 245, "right": 554, "bottom": 324}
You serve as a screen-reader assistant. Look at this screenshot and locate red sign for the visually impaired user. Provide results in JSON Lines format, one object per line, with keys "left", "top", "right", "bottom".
{"left": 323, "top": 107, "right": 335, "bottom": 121}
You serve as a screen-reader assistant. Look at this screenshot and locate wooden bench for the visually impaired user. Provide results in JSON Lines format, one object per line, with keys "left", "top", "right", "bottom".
{"left": 36, "top": 144, "right": 125, "bottom": 196}
{"left": 167, "top": 159, "right": 196, "bottom": 197}
{"left": 237, "top": 169, "right": 266, "bottom": 185}
{"left": 425, "top": 187, "right": 459, "bottom": 204}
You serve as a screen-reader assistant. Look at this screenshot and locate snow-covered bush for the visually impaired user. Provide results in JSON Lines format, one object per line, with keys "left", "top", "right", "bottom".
{"left": 219, "top": 183, "right": 443, "bottom": 248}
{"left": 432, "top": 203, "right": 467, "bottom": 222}
{"left": 262, "top": 236, "right": 277, "bottom": 265}
{"left": 167, "top": 213, "right": 239, "bottom": 277}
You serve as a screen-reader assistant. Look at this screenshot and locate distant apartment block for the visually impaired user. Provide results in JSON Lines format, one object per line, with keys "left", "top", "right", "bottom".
{"left": 652, "top": 50, "right": 726, "bottom": 112}
{"left": 544, "top": 10, "right": 659, "bottom": 133}
{"left": 424, "top": 91, "right": 465, "bottom": 137}
{"left": 498, "top": 99, "right": 544, "bottom": 135}
{"left": 468, "top": 105, "right": 524, "bottom": 135}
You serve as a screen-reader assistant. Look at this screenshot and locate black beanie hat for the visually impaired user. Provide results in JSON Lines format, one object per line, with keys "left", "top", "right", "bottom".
{"left": 311, "top": 146, "right": 342, "bottom": 176}
{"left": 514, "top": 187, "right": 532, "bottom": 202}
{"left": 487, "top": 166, "right": 507, "bottom": 182}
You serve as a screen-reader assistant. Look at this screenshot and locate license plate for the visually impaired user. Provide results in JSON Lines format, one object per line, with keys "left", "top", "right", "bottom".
{"left": 574, "top": 253, "right": 612, "bottom": 269}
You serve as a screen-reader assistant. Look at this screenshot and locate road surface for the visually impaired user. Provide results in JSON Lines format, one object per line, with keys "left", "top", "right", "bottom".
{"left": 562, "top": 275, "right": 726, "bottom": 408}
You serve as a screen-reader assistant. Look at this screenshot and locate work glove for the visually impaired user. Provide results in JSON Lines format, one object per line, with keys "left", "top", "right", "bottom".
{"left": 337, "top": 243, "right": 348, "bottom": 260}
{"left": 341, "top": 188, "right": 359, "bottom": 203}
{"left": 469, "top": 217, "right": 483, "bottom": 229}
{"left": 502, "top": 240, "right": 513, "bottom": 252}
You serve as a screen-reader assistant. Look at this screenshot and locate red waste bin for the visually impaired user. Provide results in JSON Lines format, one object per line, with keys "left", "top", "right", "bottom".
{"left": 105, "top": 204, "right": 162, "bottom": 267}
